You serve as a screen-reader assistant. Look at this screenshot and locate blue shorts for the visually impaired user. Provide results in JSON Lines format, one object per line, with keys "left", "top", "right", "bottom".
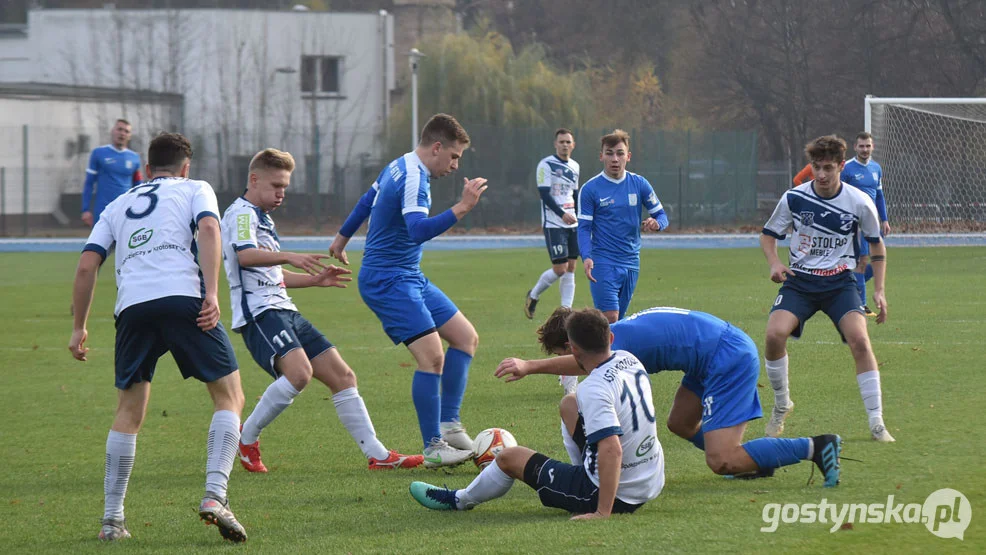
{"left": 680, "top": 325, "right": 763, "bottom": 433}
{"left": 858, "top": 237, "right": 870, "bottom": 257}
{"left": 358, "top": 269, "right": 459, "bottom": 345}
{"left": 238, "top": 310, "right": 333, "bottom": 378}
{"left": 770, "top": 271, "right": 864, "bottom": 341}
{"left": 588, "top": 264, "right": 638, "bottom": 319}
{"left": 544, "top": 227, "right": 579, "bottom": 264}
{"left": 521, "top": 453, "right": 643, "bottom": 514}
{"left": 114, "top": 296, "right": 238, "bottom": 390}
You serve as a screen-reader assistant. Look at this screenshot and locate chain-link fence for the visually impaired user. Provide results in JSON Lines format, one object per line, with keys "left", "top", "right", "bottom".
{"left": 0, "top": 122, "right": 766, "bottom": 236}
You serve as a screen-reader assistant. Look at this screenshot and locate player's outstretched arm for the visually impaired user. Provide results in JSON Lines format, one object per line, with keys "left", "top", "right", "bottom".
{"left": 282, "top": 265, "right": 352, "bottom": 289}
{"left": 237, "top": 248, "right": 330, "bottom": 276}
{"left": 760, "top": 234, "right": 794, "bottom": 283}
{"left": 68, "top": 251, "right": 103, "bottom": 361}
{"left": 869, "top": 241, "right": 888, "bottom": 324}
{"left": 195, "top": 217, "right": 223, "bottom": 331}
{"left": 495, "top": 355, "right": 585, "bottom": 382}
{"left": 571, "top": 435, "right": 621, "bottom": 520}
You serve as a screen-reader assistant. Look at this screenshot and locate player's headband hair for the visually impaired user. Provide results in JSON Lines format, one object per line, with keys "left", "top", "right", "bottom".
{"left": 537, "top": 307, "right": 573, "bottom": 354}
{"left": 420, "top": 113, "right": 470, "bottom": 147}
{"left": 250, "top": 148, "right": 296, "bottom": 173}
{"left": 855, "top": 131, "right": 874, "bottom": 144}
{"left": 805, "top": 135, "right": 847, "bottom": 164}
{"left": 565, "top": 308, "right": 611, "bottom": 354}
{"left": 148, "top": 132, "right": 193, "bottom": 170}
{"left": 555, "top": 128, "right": 574, "bottom": 139}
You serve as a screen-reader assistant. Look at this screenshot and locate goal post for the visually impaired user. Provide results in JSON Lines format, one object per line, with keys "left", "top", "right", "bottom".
{"left": 864, "top": 96, "right": 986, "bottom": 232}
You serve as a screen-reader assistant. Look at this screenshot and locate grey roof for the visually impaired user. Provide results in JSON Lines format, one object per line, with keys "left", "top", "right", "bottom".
{"left": 0, "top": 82, "right": 183, "bottom": 104}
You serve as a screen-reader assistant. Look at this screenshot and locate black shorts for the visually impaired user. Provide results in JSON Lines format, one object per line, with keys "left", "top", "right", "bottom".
{"left": 544, "top": 227, "right": 579, "bottom": 264}
{"left": 238, "top": 309, "right": 334, "bottom": 378}
{"left": 770, "top": 271, "right": 865, "bottom": 341}
{"left": 114, "top": 296, "right": 238, "bottom": 390}
{"left": 522, "top": 452, "right": 643, "bottom": 514}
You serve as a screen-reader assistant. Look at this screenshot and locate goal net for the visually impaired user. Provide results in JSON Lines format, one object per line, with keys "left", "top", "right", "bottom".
{"left": 866, "top": 97, "right": 986, "bottom": 232}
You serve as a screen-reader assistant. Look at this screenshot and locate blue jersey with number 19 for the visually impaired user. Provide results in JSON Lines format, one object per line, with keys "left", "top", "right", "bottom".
{"left": 82, "top": 176, "right": 220, "bottom": 316}
{"left": 361, "top": 152, "right": 432, "bottom": 272}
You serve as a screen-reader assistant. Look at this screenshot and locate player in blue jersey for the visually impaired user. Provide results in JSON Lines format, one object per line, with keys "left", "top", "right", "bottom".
{"left": 411, "top": 308, "right": 665, "bottom": 519}
{"left": 69, "top": 133, "right": 247, "bottom": 542}
{"left": 761, "top": 135, "right": 894, "bottom": 443}
{"left": 221, "top": 149, "right": 424, "bottom": 474}
{"left": 841, "top": 132, "right": 891, "bottom": 317}
{"left": 578, "top": 129, "right": 668, "bottom": 323}
{"left": 496, "top": 306, "right": 843, "bottom": 487}
{"left": 328, "top": 114, "right": 488, "bottom": 468}
{"left": 81, "top": 119, "right": 143, "bottom": 227}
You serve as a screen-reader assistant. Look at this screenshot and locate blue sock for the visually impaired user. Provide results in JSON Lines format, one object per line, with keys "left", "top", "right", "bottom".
{"left": 864, "top": 265, "right": 874, "bottom": 282}
{"left": 742, "top": 437, "right": 811, "bottom": 470}
{"left": 689, "top": 431, "right": 705, "bottom": 451}
{"left": 412, "top": 371, "right": 441, "bottom": 449}
{"left": 855, "top": 272, "right": 867, "bottom": 304}
{"left": 440, "top": 348, "right": 472, "bottom": 423}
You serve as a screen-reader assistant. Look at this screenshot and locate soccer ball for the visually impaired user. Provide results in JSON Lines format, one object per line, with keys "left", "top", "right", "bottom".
{"left": 472, "top": 428, "right": 518, "bottom": 470}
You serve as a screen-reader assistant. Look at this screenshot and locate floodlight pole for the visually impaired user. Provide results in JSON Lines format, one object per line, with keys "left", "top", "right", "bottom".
{"left": 409, "top": 48, "right": 425, "bottom": 151}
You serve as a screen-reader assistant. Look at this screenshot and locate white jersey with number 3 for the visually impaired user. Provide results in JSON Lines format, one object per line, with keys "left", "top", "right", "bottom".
{"left": 83, "top": 176, "right": 220, "bottom": 316}
{"left": 577, "top": 349, "right": 665, "bottom": 505}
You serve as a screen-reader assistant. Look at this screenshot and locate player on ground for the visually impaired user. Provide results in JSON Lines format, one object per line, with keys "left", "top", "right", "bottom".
{"left": 411, "top": 308, "right": 664, "bottom": 519}
{"left": 496, "top": 307, "right": 843, "bottom": 487}
{"left": 578, "top": 129, "right": 668, "bottom": 323}
{"left": 329, "top": 114, "right": 487, "bottom": 468}
{"left": 82, "top": 119, "right": 142, "bottom": 226}
{"left": 523, "top": 128, "right": 581, "bottom": 395}
{"left": 761, "top": 135, "right": 894, "bottom": 443}
{"left": 68, "top": 133, "right": 247, "bottom": 542}
{"left": 221, "top": 148, "right": 424, "bottom": 473}
{"left": 841, "top": 132, "right": 890, "bottom": 316}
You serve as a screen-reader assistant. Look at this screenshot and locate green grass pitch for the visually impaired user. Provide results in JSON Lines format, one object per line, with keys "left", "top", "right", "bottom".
{"left": 1, "top": 246, "right": 983, "bottom": 553}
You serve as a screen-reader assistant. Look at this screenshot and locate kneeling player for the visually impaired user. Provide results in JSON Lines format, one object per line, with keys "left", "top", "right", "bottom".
{"left": 221, "top": 149, "right": 422, "bottom": 472}
{"left": 411, "top": 309, "right": 664, "bottom": 519}
{"left": 497, "top": 307, "right": 843, "bottom": 487}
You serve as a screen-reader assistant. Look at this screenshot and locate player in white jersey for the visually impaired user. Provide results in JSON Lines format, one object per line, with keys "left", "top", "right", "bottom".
{"left": 523, "top": 129, "right": 581, "bottom": 395}
{"left": 220, "top": 149, "right": 424, "bottom": 473}
{"left": 410, "top": 308, "right": 664, "bottom": 519}
{"left": 68, "top": 133, "right": 247, "bottom": 543}
{"left": 761, "top": 135, "right": 894, "bottom": 443}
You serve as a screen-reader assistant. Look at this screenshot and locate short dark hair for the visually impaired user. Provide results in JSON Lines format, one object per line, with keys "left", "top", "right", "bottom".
{"left": 555, "top": 128, "right": 574, "bottom": 139}
{"left": 601, "top": 129, "right": 630, "bottom": 151}
{"left": 148, "top": 132, "right": 193, "bottom": 172}
{"left": 420, "top": 113, "right": 470, "bottom": 147}
{"left": 855, "top": 131, "right": 874, "bottom": 144}
{"left": 565, "top": 308, "right": 611, "bottom": 354}
{"left": 537, "top": 307, "right": 573, "bottom": 354}
{"left": 115, "top": 119, "right": 131, "bottom": 127}
{"left": 805, "top": 135, "right": 847, "bottom": 164}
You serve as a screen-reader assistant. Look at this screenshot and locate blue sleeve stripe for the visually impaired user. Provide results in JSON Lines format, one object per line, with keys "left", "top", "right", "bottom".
{"left": 196, "top": 211, "right": 219, "bottom": 224}
{"left": 234, "top": 243, "right": 257, "bottom": 252}
{"left": 865, "top": 236, "right": 881, "bottom": 244}
{"left": 762, "top": 228, "right": 785, "bottom": 240}
{"left": 585, "top": 426, "right": 623, "bottom": 445}
{"left": 82, "top": 243, "right": 107, "bottom": 260}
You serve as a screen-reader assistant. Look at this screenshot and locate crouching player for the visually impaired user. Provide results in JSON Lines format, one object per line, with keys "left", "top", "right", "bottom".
{"left": 410, "top": 309, "right": 664, "bottom": 520}
{"left": 221, "top": 149, "right": 423, "bottom": 472}
{"left": 498, "top": 307, "right": 843, "bottom": 487}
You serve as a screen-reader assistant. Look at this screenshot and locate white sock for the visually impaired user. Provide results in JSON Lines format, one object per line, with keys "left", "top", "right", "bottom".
{"left": 103, "top": 430, "right": 137, "bottom": 521}
{"left": 205, "top": 410, "right": 240, "bottom": 499}
{"left": 856, "top": 370, "right": 885, "bottom": 428}
{"left": 531, "top": 269, "right": 561, "bottom": 299}
{"left": 559, "top": 271, "right": 576, "bottom": 308}
{"left": 765, "top": 355, "right": 792, "bottom": 410}
{"left": 241, "top": 376, "right": 300, "bottom": 444}
{"left": 561, "top": 419, "right": 581, "bottom": 465}
{"left": 456, "top": 459, "right": 515, "bottom": 509}
{"left": 333, "top": 387, "right": 389, "bottom": 460}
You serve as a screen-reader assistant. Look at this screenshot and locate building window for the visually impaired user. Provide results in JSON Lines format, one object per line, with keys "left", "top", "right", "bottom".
{"left": 301, "top": 55, "right": 341, "bottom": 95}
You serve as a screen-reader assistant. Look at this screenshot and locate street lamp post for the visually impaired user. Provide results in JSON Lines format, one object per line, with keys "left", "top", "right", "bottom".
{"left": 408, "top": 48, "right": 425, "bottom": 150}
